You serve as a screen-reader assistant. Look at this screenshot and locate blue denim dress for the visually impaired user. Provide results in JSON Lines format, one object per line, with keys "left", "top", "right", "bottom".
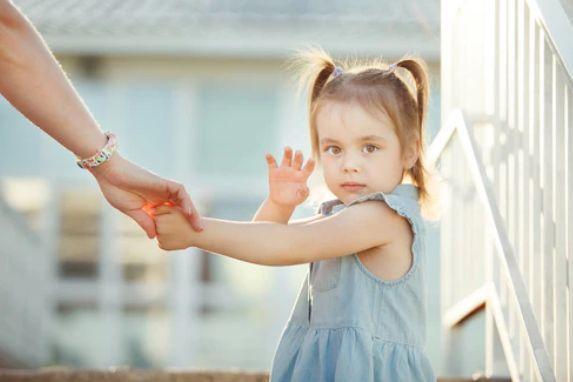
{"left": 269, "top": 184, "right": 436, "bottom": 381}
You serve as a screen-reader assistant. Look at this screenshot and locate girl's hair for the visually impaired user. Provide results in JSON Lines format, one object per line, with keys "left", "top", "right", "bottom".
{"left": 291, "top": 48, "right": 440, "bottom": 220}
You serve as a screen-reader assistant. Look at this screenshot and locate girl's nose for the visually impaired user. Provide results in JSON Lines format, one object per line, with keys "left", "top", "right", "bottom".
{"left": 342, "top": 156, "right": 361, "bottom": 173}
{"left": 343, "top": 166, "right": 360, "bottom": 173}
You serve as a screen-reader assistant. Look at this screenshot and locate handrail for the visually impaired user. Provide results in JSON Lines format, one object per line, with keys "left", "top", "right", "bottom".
{"left": 526, "top": 0, "right": 573, "bottom": 80}
{"left": 442, "top": 284, "right": 488, "bottom": 328}
{"left": 442, "top": 282, "right": 523, "bottom": 381}
{"left": 428, "top": 110, "right": 556, "bottom": 382}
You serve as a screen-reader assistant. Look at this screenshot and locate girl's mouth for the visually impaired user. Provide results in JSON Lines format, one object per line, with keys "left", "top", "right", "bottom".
{"left": 341, "top": 182, "right": 366, "bottom": 192}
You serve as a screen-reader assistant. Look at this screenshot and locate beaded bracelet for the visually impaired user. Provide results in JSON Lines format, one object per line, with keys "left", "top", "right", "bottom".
{"left": 76, "top": 132, "right": 118, "bottom": 169}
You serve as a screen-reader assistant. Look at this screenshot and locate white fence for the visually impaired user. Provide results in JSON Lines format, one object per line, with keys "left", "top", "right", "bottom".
{"left": 439, "top": 0, "right": 572, "bottom": 380}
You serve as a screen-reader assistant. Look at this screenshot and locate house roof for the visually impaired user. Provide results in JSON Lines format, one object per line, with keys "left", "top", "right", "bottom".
{"left": 14, "top": 0, "right": 440, "bottom": 59}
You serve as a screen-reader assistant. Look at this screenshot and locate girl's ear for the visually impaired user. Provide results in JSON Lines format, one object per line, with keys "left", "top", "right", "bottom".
{"left": 402, "top": 140, "right": 420, "bottom": 170}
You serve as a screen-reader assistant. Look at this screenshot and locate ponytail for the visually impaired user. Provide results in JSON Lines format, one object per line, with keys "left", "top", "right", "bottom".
{"left": 396, "top": 58, "right": 429, "bottom": 130}
{"left": 290, "top": 48, "right": 338, "bottom": 158}
{"left": 395, "top": 57, "right": 437, "bottom": 219}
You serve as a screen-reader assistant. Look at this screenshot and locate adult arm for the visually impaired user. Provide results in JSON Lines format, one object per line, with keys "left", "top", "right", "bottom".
{"left": 0, "top": 0, "right": 106, "bottom": 157}
{"left": 0, "top": 1, "right": 203, "bottom": 236}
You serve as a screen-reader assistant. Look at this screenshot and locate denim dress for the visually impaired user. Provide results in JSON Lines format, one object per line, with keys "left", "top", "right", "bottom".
{"left": 269, "top": 183, "right": 436, "bottom": 381}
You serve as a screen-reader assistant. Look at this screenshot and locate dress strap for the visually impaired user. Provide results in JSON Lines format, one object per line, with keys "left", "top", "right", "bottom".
{"left": 346, "top": 191, "right": 425, "bottom": 287}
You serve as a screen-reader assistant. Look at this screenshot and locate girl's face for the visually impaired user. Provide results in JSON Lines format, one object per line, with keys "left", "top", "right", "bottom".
{"left": 315, "top": 101, "right": 415, "bottom": 205}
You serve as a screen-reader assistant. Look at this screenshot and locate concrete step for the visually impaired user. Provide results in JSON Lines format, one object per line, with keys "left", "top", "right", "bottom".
{"left": 0, "top": 368, "right": 512, "bottom": 382}
{"left": 0, "top": 368, "right": 267, "bottom": 382}
{"left": 439, "top": 378, "right": 511, "bottom": 382}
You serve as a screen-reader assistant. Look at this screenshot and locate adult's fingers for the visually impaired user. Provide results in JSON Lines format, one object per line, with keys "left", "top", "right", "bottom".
{"left": 293, "top": 150, "right": 303, "bottom": 170}
{"left": 98, "top": 157, "right": 202, "bottom": 230}
{"left": 154, "top": 205, "right": 175, "bottom": 215}
{"left": 302, "top": 158, "right": 315, "bottom": 178}
{"left": 280, "top": 146, "right": 293, "bottom": 167}
{"left": 182, "top": 200, "right": 203, "bottom": 232}
{"left": 187, "top": 210, "right": 204, "bottom": 232}
{"left": 265, "top": 154, "right": 277, "bottom": 169}
{"left": 129, "top": 170, "right": 202, "bottom": 231}
{"left": 127, "top": 209, "right": 157, "bottom": 239}
{"left": 166, "top": 181, "right": 204, "bottom": 231}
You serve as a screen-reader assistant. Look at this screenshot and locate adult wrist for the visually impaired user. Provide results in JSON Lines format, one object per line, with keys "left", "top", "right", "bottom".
{"left": 88, "top": 151, "right": 122, "bottom": 178}
{"left": 76, "top": 131, "right": 118, "bottom": 170}
{"left": 73, "top": 131, "right": 109, "bottom": 158}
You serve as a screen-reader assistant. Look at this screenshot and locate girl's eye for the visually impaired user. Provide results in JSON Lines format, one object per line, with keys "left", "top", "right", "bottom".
{"left": 325, "top": 146, "right": 341, "bottom": 155}
{"left": 363, "top": 144, "right": 379, "bottom": 153}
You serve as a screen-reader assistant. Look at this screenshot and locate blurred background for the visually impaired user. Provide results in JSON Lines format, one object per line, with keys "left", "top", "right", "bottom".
{"left": 0, "top": 0, "right": 443, "bottom": 374}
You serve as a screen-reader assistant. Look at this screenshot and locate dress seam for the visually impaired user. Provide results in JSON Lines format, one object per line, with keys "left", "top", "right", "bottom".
{"left": 284, "top": 322, "right": 423, "bottom": 349}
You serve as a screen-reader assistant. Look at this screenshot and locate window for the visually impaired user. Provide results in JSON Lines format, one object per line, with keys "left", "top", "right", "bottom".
{"left": 122, "top": 84, "right": 177, "bottom": 178}
{"left": 58, "top": 190, "right": 100, "bottom": 279}
{"left": 118, "top": 214, "right": 167, "bottom": 283}
{"left": 193, "top": 83, "right": 278, "bottom": 177}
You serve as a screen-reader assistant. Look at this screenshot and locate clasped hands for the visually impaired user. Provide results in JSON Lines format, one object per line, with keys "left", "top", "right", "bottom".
{"left": 154, "top": 147, "right": 314, "bottom": 251}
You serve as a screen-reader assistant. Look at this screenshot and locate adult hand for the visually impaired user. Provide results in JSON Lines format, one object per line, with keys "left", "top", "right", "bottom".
{"left": 90, "top": 154, "right": 203, "bottom": 238}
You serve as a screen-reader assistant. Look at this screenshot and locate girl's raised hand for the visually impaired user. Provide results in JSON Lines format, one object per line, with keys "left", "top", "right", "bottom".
{"left": 265, "top": 147, "right": 315, "bottom": 208}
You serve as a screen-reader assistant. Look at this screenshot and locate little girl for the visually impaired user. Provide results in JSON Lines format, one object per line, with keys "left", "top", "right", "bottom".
{"left": 153, "top": 49, "right": 437, "bottom": 381}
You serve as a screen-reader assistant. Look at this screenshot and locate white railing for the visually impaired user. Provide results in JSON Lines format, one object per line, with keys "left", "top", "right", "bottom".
{"left": 527, "top": 0, "right": 573, "bottom": 78}
{"left": 440, "top": 0, "right": 572, "bottom": 380}
{"left": 429, "top": 111, "right": 555, "bottom": 381}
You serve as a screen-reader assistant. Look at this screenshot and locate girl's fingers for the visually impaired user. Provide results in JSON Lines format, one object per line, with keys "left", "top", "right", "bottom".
{"left": 265, "top": 153, "right": 278, "bottom": 169}
{"left": 293, "top": 150, "right": 303, "bottom": 170}
{"left": 280, "top": 146, "right": 293, "bottom": 167}
{"left": 302, "top": 158, "right": 315, "bottom": 177}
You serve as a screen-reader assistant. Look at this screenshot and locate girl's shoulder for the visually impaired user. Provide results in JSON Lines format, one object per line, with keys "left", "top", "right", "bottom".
{"left": 345, "top": 185, "right": 423, "bottom": 283}
{"left": 318, "top": 184, "right": 421, "bottom": 220}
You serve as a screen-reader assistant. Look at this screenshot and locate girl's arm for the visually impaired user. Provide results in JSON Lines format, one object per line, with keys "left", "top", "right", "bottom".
{"left": 288, "top": 214, "right": 325, "bottom": 225}
{"left": 252, "top": 198, "right": 323, "bottom": 226}
{"left": 252, "top": 197, "right": 295, "bottom": 225}
{"left": 154, "top": 201, "right": 402, "bottom": 266}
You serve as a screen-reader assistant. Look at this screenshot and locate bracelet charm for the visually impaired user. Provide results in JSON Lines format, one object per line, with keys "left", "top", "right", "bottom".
{"left": 76, "top": 132, "right": 118, "bottom": 169}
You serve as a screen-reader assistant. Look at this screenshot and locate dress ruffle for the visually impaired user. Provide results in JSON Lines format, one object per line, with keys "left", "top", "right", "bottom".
{"left": 271, "top": 323, "right": 435, "bottom": 381}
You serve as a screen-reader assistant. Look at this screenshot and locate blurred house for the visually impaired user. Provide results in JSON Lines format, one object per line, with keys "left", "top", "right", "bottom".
{"left": 0, "top": 0, "right": 441, "bottom": 370}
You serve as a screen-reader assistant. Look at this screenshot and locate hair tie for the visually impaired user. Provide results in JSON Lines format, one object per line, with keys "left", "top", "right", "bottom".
{"left": 387, "top": 63, "right": 397, "bottom": 74}
{"left": 332, "top": 66, "right": 344, "bottom": 79}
